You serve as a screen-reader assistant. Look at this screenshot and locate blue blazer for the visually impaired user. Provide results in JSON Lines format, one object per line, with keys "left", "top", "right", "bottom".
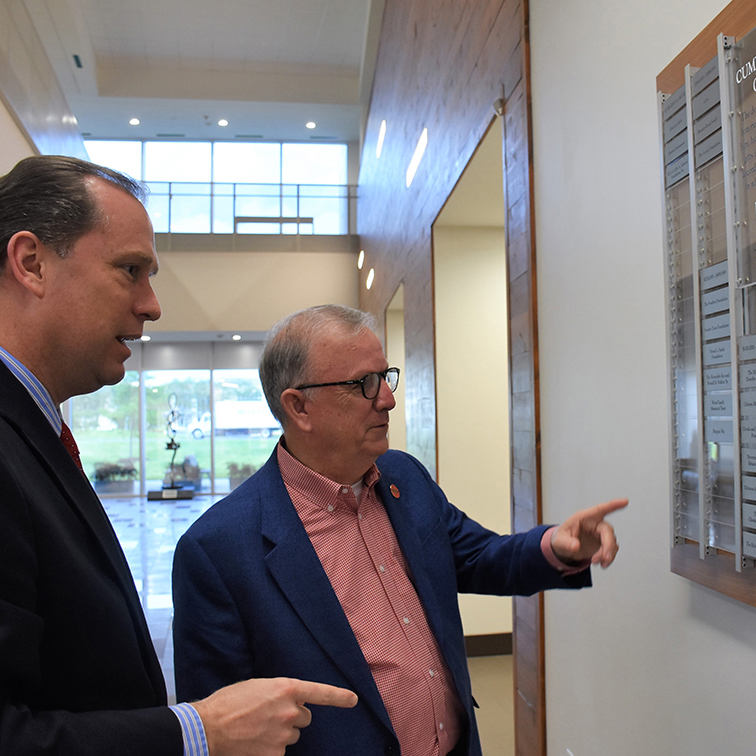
{"left": 172, "top": 448, "right": 589, "bottom": 756}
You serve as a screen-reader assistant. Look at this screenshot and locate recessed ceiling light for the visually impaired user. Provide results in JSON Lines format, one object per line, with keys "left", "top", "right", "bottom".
{"left": 306, "top": 121, "right": 316, "bottom": 129}
{"left": 140, "top": 334, "right": 151, "bottom": 341}
{"left": 406, "top": 128, "right": 428, "bottom": 188}
{"left": 366, "top": 268, "right": 375, "bottom": 290}
{"left": 232, "top": 334, "right": 242, "bottom": 341}
{"left": 218, "top": 119, "right": 229, "bottom": 127}
{"left": 376, "top": 120, "right": 387, "bottom": 159}
{"left": 129, "top": 118, "right": 140, "bottom": 126}
{"left": 358, "top": 250, "right": 365, "bottom": 270}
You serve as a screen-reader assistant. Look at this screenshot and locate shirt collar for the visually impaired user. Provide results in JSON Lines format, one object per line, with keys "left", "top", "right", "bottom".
{"left": 277, "top": 440, "right": 381, "bottom": 511}
{"left": 0, "top": 346, "right": 62, "bottom": 434}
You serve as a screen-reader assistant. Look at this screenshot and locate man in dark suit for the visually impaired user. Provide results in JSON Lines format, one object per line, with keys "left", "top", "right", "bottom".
{"left": 0, "top": 157, "right": 356, "bottom": 756}
{"left": 173, "top": 304, "right": 627, "bottom": 756}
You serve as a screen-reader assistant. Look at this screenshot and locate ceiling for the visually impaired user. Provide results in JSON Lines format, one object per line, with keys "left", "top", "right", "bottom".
{"left": 24, "top": 0, "right": 382, "bottom": 143}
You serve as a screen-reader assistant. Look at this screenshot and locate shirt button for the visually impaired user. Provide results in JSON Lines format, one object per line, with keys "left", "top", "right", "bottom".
{"left": 439, "top": 722, "right": 444, "bottom": 731}
{"left": 327, "top": 505, "right": 334, "bottom": 512}
{"left": 429, "top": 669, "right": 435, "bottom": 677}
{"left": 379, "top": 565, "right": 386, "bottom": 573}
{"left": 403, "top": 617, "right": 410, "bottom": 624}
{"left": 358, "top": 513, "right": 363, "bottom": 520}
{"left": 341, "top": 487, "right": 349, "bottom": 494}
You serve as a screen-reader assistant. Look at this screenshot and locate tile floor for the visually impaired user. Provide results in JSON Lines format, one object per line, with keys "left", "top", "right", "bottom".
{"left": 102, "top": 494, "right": 515, "bottom": 754}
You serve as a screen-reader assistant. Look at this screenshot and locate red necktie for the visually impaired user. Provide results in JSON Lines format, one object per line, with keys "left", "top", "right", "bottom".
{"left": 60, "top": 421, "right": 84, "bottom": 473}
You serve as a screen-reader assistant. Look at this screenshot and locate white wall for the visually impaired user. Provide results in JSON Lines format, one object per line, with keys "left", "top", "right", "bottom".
{"left": 434, "top": 225, "right": 511, "bottom": 635}
{"left": 0, "top": 96, "right": 33, "bottom": 172}
{"left": 150, "top": 250, "right": 358, "bottom": 333}
{"left": 529, "top": 1, "right": 756, "bottom": 755}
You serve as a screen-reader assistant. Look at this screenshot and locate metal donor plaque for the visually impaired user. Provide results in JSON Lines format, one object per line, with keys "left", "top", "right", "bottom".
{"left": 704, "top": 366, "right": 732, "bottom": 391}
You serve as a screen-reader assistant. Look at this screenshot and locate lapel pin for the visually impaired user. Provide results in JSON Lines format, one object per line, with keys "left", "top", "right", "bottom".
{"left": 390, "top": 484, "right": 400, "bottom": 498}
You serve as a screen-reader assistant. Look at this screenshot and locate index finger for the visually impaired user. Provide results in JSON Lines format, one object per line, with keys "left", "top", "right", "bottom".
{"left": 589, "top": 498, "right": 628, "bottom": 520}
{"left": 291, "top": 680, "right": 358, "bottom": 709}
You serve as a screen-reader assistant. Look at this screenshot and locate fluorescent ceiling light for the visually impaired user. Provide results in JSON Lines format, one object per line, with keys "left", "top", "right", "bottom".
{"left": 358, "top": 250, "right": 365, "bottom": 270}
{"left": 376, "top": 120, "right": 387, "bottom": 159}
{"left": 129, "top": 118, "right": 140, "bottom": 126}
{"left": 406, "top": 128, "right": 428, "bottom": 188}
{"left": 232, "top": 334, "right": 241, "bottom": 341}
{"left": 218, "top": 119, "right": 229, "bottom": 127}
{"left": 140, "top": 334, "right": 151, "bottom": 341}
{"left": 306, "top": 121, "right": 316, "bottom": 129}
{"left": 366, "top": 268, "right": 375, "bottom": 290}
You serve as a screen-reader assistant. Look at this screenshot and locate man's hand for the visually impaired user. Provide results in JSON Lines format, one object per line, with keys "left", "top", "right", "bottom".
{"left": 551, "top": 499, "right": 628, "bottom": 568}
{"left": 193, "top": 677, "right": 358, "bottom": 756}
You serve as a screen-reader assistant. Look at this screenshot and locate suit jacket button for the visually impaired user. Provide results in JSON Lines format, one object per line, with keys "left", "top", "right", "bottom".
{"left": 385, "top": 746, "right": 398, "bottom": 756}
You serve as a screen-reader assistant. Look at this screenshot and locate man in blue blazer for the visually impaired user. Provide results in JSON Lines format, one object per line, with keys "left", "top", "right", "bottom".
{"left": 173, "top": 304, "right": 626, "bottom": 756}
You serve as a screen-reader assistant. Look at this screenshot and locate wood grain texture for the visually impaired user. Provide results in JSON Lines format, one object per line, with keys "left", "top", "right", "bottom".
{"left": 657, "top": 0, "right": 756, "bottom": 94}
{"left": 359, "top": 0, "right": 545, "bottom": 751}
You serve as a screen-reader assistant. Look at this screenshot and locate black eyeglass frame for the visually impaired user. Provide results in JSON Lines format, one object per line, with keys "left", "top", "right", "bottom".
{"left": 295, "top": 367, "right": 401, "bottom": 400}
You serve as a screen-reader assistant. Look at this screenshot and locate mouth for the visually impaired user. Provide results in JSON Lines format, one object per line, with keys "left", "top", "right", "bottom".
{"left": 117, "top": 335, "right": 141, "bottom": 344}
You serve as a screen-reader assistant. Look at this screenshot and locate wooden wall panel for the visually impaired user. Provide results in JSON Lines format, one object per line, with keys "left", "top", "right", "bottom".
{"left": 359, "top": 0, "right": 546, "bottom": 753}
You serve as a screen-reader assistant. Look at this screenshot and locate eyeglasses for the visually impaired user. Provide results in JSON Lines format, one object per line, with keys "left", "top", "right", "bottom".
{"left": 295, "top": 367, "right": 400, "bottom": 400}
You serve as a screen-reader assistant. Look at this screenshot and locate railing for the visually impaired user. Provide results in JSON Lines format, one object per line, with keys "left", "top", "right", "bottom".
{"left": 144, "top": 182, "right": 357, "bottom": 236}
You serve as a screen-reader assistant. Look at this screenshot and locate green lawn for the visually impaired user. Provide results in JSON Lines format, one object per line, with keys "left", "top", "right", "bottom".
{"left": 77, "top": 429, "right": 278, "bottom": 485}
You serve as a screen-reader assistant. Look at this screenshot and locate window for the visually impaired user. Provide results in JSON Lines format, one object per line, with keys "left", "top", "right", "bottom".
{"left": 84, "top": 139, "right": 350, "bottom": 235}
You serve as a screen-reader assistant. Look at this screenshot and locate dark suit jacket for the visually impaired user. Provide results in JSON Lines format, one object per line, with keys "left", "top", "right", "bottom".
{"left": 0, "top": 362, "right": 182, "bottom": 755}
{"left": 173, "top": 448, "right": 590, "bottom": 756}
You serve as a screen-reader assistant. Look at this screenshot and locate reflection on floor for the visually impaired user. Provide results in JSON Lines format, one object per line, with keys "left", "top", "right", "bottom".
{"left": 102, "top": 494, "right": 515, "bottom": 752}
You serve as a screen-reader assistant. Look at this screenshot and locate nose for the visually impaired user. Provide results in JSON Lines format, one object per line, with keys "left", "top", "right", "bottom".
{"left": 137, "top": 280, "right": 162, "bottom": 322}
{"left": 374, "top": 374, "right": 396, "bottom": 411}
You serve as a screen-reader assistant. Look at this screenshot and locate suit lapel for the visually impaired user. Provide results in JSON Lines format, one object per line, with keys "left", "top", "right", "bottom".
{"left": 0, "top": 365, "right": 166, "bottom": 699}
{"left": 258, "top": 466, "right": 394, "bottom": 733}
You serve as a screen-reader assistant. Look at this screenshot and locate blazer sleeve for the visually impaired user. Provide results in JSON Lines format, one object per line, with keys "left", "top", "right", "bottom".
{"left": 395, "top": 452, "right": 591, "bottom": 595}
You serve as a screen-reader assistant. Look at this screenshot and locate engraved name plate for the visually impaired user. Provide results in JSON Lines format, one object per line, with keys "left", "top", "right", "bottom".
{"left": 663, "top": 85, "right": 686, "bottom": 119}
{"left": 695, "top": 130, "right": 723, "bottom": 165}
{"left": 692, "top": 78, "right": 721, "bottom": 120}
{"left": 742, "top": 418, "right": 756, "bottom": 444}
{"left": 742, "top": 393, "right": 756, "bottom": 420}
{"left": 700, "top": 260, "right": 728, "bottom": 290}
{"left": 741, "top": 363, "right": 756, "bottom": 390}
{"left": 703, "top": 312, "right": 731, "bottom": 341}
{"left": 666, "top": 155, "right": 689, "bottom": 186}
{"left": 704, "top": 366, "right": 732, "bottom": 391}
{"left": 704, "top": 394, "right": 732, "bottom": 416}
{"left": 694, "top": 103, "right": 722, "bottom": 144}
{"left": 705, "top": 419, "right": 734, "bottom": 443}
{"left": 665, "top": 108, "right": 687, "bottom": 141}
{"left": 743, "top": 478, "right": 756, "bottom": 504}
{"left": 665, "top": 130, "right": 688, "bottom": 165}
{"left": 739, "top": 333, "right": 756, "bottom": 360}
{"left": 743, "top": 447, "right": 756, "bottom": 474}
{"left": 692, "top": 56, "right": 719, "bottom": 97}
{"left": 701, "top": 287, "right": 729, "bottom": 316}
{"left": 703, "top": 340, "right": 731, "bottom": 366}
{"left": 744, "top": 532, "right": 756, "bottom": 558}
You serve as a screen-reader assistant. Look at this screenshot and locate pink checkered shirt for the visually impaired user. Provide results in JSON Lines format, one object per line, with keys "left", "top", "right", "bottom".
{"left": 278, "top": 443, "right": 463, "bottom": 756}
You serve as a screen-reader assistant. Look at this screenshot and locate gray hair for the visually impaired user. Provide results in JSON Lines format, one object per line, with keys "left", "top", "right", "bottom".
{"left": 0, "top": 155, "right": 145, "bottom": 269}
{"left": 260, "top": 304, "right": 377, "bottom": 425}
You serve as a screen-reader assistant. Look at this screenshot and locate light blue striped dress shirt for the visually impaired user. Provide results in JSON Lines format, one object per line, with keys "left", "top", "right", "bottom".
{"left": 0, "top": 345, "right": 208, "bottom": 756}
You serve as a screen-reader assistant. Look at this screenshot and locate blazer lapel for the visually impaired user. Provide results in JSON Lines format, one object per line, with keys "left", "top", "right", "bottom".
{"left": 258, "top": 468, "right": 394, "bottom": 734}
{"left": 0, "top": 365, "right": 166, "bottom": 699}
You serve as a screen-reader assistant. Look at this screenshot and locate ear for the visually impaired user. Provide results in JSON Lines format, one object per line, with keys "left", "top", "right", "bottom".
{"left": 5, "top": 231, "right": 49, "bottom": 298}
{"left": 279, "top": 388, "right": 313, "bottom": 433}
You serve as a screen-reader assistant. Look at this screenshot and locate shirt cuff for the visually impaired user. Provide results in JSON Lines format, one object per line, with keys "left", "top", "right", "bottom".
{"left": 540, "top": 526, "right": 591, "bottom": 575}
{"left": 171, "top": 702, "right": 209, "bottom": 756}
